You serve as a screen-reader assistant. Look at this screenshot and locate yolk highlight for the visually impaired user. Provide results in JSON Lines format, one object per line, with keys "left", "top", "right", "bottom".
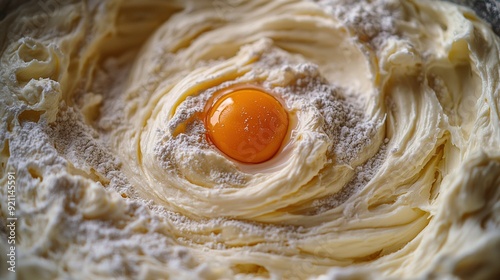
{"left": 205, "top": 88, "right": 289, "bottom": 163}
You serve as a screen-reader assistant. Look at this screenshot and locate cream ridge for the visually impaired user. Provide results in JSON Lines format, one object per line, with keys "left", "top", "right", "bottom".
{"left": 0, "top": 0, "right": 499, "bottom": 279}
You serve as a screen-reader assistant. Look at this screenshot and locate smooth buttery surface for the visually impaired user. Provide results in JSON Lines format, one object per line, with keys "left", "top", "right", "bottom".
{"left": 0, "top": 0, "right": 499, "bottom": 279}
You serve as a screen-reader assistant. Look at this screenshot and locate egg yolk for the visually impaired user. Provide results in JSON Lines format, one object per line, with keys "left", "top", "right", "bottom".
{"left": 205, "top": 87, "right": 289, "bottom": 163}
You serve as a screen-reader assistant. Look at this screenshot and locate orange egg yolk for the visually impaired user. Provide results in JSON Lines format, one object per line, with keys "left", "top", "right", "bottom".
{"left": 205, "top": 87, "right": 289, "bottom": 164}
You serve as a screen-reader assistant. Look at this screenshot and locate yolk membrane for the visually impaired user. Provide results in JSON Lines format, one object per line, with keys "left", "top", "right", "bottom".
{"left": 205, "top": 87, "right": 289, "bottom": 163}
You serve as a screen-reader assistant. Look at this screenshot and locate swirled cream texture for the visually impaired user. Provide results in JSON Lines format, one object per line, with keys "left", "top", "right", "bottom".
{"left": 1, "top": 0, "right": 500, "bottom": 279}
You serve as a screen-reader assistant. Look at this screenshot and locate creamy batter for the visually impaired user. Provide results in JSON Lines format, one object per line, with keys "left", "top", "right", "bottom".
{"left": 1, "top": 0, "right": 499, "bottom": 279}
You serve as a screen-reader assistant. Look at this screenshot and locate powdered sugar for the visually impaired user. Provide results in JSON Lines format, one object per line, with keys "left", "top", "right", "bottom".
{"left": 314, "top": 0, "right": 401, "bottom": 48}
{"left": 312, "top": 142, "right": 387, "bottom": 213}
{"left": 272, "top": 66, "right": 377, "bottom": 165}
{"left": 46, "top": 105, "right": 133, "bottom": 196}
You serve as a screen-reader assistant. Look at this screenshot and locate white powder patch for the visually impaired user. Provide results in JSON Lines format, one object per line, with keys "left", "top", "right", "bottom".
{"left": 46, "top": 105, "right": 133, "bottom": 196}
{"left": 2, "top": 118, "right": 202, "bottom": 278}
{"left": 314, "top": 0, "right": 401, "bottom": 48}
{"left": 312, "top": 142, "right": 388, "bottom": 213}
